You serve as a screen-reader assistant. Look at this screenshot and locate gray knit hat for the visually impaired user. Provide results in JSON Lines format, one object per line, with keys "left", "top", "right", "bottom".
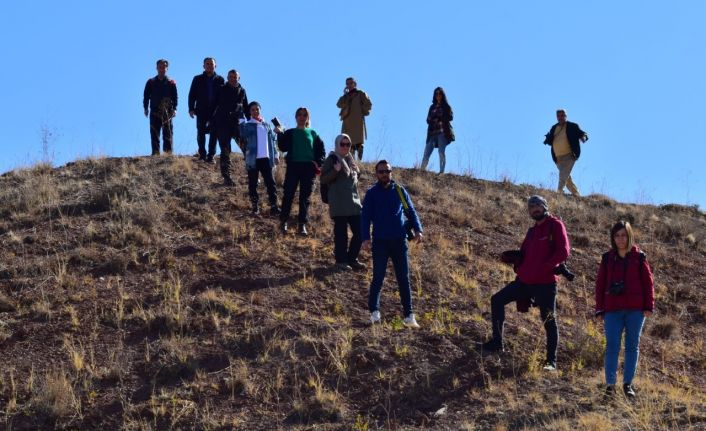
{"left": 528, "top": 195, "right": 548, "bottom": 210}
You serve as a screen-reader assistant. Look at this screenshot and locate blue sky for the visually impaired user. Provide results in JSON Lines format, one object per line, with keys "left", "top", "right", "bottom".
{"left": 1, "top": 1, "right": 704, "bottom": 208}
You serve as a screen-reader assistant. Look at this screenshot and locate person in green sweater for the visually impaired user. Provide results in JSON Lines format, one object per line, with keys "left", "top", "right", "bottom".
{"left": 320, "top": 134, "right": 365, "bottom": 270}
{"left": 275, "top": 107, "right": 326, "bottom": 236}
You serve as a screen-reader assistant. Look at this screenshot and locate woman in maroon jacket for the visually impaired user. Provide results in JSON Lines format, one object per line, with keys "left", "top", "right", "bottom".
{"left": 595, "top": 221, "right": 654, "bottom": 398}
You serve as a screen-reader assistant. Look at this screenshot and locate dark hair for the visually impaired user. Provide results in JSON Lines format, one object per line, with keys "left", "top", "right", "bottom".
{"left": 228, "top": 69, "right": 238, "bottom": 76}
{"left": 432, "top": 87, "right": 453, "bottom": 116}
{"left": 375, "top": 160, "right": 390, "bottom": 171}
{"left": 346, "top": 77, "right": 355, "bottom": 83}
{"left": 295, "top": 107, "right": 310, "bottom": 127}
{"left": 203, "top": 57, "right": 216, "bottom": 64}
{"left": 248, "top": 101, "right": 261, "bottom": 110}
{"left": 156, "top": 59, "right": 169, "bottom": 67}
{"left": 556, "top": 109, "right": 566, "bottom": 115}
{"left": 610, "top": 221, "right": 634, "bottom": 251}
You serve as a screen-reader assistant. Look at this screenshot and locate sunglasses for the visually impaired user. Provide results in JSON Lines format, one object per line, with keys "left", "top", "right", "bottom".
{"left": 376, "top": 169, "right": 391, "bottom": 174}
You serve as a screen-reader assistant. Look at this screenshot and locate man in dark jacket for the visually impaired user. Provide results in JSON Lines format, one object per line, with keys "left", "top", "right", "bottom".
{"left": 361, "top": 160, "right": 423, "bottom": 328}
{"left": 143, "top": 59, "right": 178, "bottom": 155}
{"left": 480, "top": 195, "right": 570, "bottom": 371}
{"left": 212, "top": 69, "right": 248, "bottom": 186}
{"left": 543, "top": 109, "right": 588, "bottom": 197}
{"left": 188, "top": 57, "right": 225, "bottom": 162}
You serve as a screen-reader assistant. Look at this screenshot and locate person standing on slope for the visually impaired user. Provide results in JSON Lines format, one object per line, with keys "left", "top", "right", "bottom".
{"left": 480, "top": 195, "right": 570, "bottom": 372}
{"left": 336, "top": 77, "right": 372, "bottom": 161}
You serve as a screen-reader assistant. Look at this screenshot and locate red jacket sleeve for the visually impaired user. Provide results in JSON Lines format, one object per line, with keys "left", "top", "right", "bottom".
{"left": 595, "top": 259, "right": 607, "bottom": 315}
{"left": 641, "top": 258, "right": 655, "bottom": 312}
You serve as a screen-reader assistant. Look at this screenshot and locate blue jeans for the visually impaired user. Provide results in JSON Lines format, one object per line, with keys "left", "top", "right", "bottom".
{"left": 368, "top": 238, "right": 412, "bottom": 317}
{"left": 604, "top": 310, "right": 646, "bottom": 385}
{"left": 421, "top": 133, "right": 448, "bottom": 173}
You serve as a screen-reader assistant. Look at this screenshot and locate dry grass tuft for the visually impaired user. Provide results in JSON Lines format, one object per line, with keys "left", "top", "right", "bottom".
{"left": 32, "top": 369, "right": 80, "bottom": 420}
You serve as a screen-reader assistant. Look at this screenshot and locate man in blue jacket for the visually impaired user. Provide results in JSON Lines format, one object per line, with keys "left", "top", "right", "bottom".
{"left": 361, "top": 160, "right": 423, "bottom": 328}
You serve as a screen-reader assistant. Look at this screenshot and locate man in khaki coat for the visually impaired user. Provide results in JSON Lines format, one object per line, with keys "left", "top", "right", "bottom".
{"left": 337, "top": 77, "right": 372, "bottom": 160}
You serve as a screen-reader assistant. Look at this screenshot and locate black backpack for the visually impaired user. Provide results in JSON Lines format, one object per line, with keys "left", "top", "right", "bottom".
{"left": 319, "top": 154, "right": 336, "bottom": 204}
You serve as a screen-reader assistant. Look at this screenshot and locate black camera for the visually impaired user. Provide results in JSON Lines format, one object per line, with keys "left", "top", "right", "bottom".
{"left": 609, "top": 281, "right": 625, "bottom": 296}
{"left": 554, "top": 263, "right": 576, "bottom": 282}
{"left": 271, "top": 117, "right": 281, "bottom": 128}
{"left": 404, "top": 220, "right": 416, "bottom": 241}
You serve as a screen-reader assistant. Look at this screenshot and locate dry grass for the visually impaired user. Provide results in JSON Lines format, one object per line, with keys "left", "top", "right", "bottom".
{"left": 0, "top": 155, "right": 703, "bottom": 429}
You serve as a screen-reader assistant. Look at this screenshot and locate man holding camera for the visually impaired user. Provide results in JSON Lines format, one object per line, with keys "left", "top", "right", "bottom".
{"left": 543, "top": 109, "right": 588, "bottom": 197}
{"left": 361, "top": 160, "right": 423, "bottom": 328}
{"left": 188, "top": 57, "right": 225, "bottom": 163}
{"left": 337, "top": 77, "right": 372, "bottom": 161}
{"left": 480, "top": 195, "right": 570, "bottom": 371}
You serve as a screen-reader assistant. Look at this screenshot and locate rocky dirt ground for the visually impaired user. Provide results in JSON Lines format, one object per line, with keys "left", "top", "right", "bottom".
{"left": 0, "top": 155, "right": 704, "bottom": 430}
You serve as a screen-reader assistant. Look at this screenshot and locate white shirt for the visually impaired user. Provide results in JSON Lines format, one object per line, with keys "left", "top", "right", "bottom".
{"left": 248, "top": 118, "right": 269, "bottom": 159}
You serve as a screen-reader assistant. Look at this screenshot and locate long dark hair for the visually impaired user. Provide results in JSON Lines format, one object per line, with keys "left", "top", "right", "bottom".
{"left": 432, "top": 87, "right": 452, "bottom": 115}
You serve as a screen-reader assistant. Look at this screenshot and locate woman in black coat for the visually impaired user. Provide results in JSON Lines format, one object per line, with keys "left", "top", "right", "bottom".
{"left": 420, "top": 87, "right": 454, "bottom": 174}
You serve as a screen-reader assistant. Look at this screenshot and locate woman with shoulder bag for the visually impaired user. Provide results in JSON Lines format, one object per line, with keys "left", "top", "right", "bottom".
{"left": 420, "top": 87, "right": 454, "bottom": 174}
{"left": 320, "top": 134, "right": 365, "bottom": 271}
{"left": 594, "top": 221, "right": 654, "bottom": 399}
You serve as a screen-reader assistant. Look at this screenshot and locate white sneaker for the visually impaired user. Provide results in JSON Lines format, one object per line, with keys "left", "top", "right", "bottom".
{"left": 403, "top": 314, "right": 420, "bottom": 328}
{"left": 543, "top": 363, "right": 557, "bottom": 371}
{"left": 370, "top": 310, "right": 381, "bottom": 324}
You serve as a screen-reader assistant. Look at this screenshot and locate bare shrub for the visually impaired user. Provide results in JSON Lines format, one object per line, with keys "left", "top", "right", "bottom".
{"left": 32, "top": 369, "right": 79, "bottom": 419}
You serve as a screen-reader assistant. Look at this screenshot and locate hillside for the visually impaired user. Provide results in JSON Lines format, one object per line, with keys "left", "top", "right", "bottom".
{"left": 0, "top": 155, "right": 705, "bottom": 430}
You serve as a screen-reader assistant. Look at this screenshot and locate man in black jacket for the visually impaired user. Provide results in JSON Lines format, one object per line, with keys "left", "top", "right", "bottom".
{"left": 188, "top": 57, "right": 225, "bottom": 163}
{"left": 212, "top": 69, "right": 249, "bottom": 186}
{"left": 143, "top": 59, "right": 178, "bottom": 155}
{"left": 543, "top": 109, "right": 588, "bottom": 197}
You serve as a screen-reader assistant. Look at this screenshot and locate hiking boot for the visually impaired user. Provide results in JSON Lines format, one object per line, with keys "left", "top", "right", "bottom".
{"left": 206, "top": 156, "right": 215, "bottom": 165}
{"left": 335, "top": 262, "right": 352, "bottom": 271}
{"left": 348, "top": 259, "right": 367, "bottom": 270}
{"left": 542, "top": 362, "right": 557, "bottom": 372}
{"left": 298, "top": 224, "right": 308, "bottom": 236}
{"left": 478, "top": 340, "right": 504, "bottom": 353}
{"left": 604, "top": 385, "right": 616, "bottom": 401}
{"left": 223, "top": 177, "right": 235, "bottom": 187}
{"left": 280, "top": 221, "right": 288, "bottom": 234}
{"left": 270, "top": 206, "right": 281, "bottom": 216}
{"left": 403, "top": 313, "right": 420, "bottom": 328}
{"left": 370, "top": 310, "right": 381, "bottom": 324}
{"left": 623, "top": 384, "right": 636, "bottom": 398}
{"left": 251, "top": 204, "right": 260, "bottom": 215}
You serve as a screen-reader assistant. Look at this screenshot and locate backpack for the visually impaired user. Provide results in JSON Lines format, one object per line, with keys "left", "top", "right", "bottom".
{"left": 394, "top": 184, "right": 415, "bottom": 240}
{"left": 319, "top": 154, "right": 336, "bottom": 204}
{"left": 320, "top": 182, "right": 329, "bottom": 204}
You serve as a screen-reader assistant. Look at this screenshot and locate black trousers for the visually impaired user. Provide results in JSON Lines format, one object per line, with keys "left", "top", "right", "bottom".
{"left": 490, "top": 280, "right": 558, "bottom": 364}
{"left": 247, "top": 158, "right": 278, "bottom": 207}
{"left": 217, "top": 123, "right": 240, "bottom": 179}
{"left": 196, "top": 114, "right": 217, "bottom": 158}
{"left": 280, "top": 161, "right": 316, "bottom": 224}
{"left": 352, "top": 143, "right": 363, "bottom": 160}
{"left": 333, "top": 215, "right": 362, "bottom": 264}
{"left": 149, "top": 114, "right": 173, "bottom": 154}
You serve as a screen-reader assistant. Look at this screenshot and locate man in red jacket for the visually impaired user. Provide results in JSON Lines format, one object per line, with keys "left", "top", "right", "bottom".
{"left": 480, "top": 195, "right": 570, "bottom": 371}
